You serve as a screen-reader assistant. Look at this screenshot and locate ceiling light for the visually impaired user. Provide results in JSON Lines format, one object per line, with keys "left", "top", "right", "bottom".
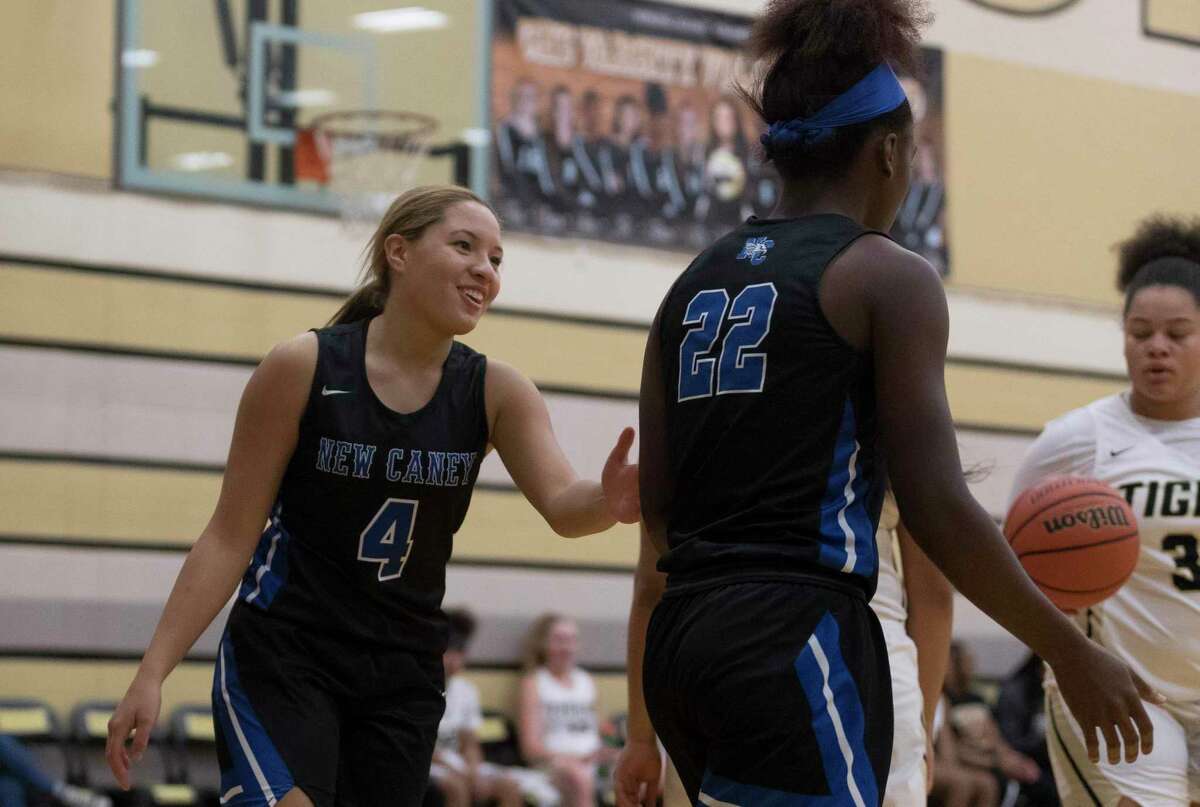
{"left": 276, "top": 89, "right": 338, "bottom": 108}
{"left": 460, "top": 128, "right": 491, "bottom": 147}
{"left": 171, "top": 152, "right": 234, "bottom": 172}
{"left": 121, "top": 49, "right": 160, "bottom": 68}
{"left": 352, "top": 7, "right": 450, "bottom": 33}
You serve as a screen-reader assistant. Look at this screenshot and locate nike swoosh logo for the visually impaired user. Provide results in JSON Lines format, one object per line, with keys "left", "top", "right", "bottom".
{"left": 321, "top": 386, "right": 353, "bottom": 397}
{"left": 1110, "top": 446, "right": 1135, "bottom": 457}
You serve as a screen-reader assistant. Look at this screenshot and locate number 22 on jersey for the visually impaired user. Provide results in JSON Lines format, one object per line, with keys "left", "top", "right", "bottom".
{"left": 678, "top": 282, "right": 778, "bottom": 401}
{"left": 359, "top": 498, "right": 419, "bottom": 581}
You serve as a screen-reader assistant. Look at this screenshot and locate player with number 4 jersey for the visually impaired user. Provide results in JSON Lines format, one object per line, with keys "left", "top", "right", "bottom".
{"left": 1011, "top": 215, "right": 1200, "bottom": 807}
{"left": 104, "top": 186, "right": 639, "bottom": 807}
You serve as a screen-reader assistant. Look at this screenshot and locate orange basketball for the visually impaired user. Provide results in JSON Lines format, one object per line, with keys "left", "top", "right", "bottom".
{"left": 1003, "top": 476, "right": 1140, "bottom": 611}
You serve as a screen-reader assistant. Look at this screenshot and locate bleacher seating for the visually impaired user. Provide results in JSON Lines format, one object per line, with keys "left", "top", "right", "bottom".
{"left": 70, "top": 701, "right": 194, "bottom": 806}
{"left": 167, "top": 705, "right": 219, "bottom": 806}
{"left": 0, "top": 698, "right": 68, "bottom": 806}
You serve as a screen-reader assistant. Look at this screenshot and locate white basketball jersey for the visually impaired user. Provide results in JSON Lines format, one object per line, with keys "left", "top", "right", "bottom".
{"left": 871, "top": 491, "right": 907, "bottom": 625}
{"left": 1012, "top": 393, "right": 1200, "bottom": 702}
{"left": 534, "top": 667, "right": 601, "bottom": 757}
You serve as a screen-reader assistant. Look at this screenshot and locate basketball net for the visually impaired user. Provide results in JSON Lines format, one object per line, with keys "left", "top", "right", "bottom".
{"left": 294, "top": 111, "right": 438, "bottom": 228}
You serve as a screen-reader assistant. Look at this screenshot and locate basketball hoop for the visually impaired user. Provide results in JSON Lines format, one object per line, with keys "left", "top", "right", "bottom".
{"left": 295, "top": 110, "right": 439, "bottom": 226}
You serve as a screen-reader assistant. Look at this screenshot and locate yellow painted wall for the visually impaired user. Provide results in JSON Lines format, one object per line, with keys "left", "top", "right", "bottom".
{"left": 0, "top": 2, "right": 114, "bottom": 178}
{"left": 944, "top": 51, "right": 1200, "bottom": 305}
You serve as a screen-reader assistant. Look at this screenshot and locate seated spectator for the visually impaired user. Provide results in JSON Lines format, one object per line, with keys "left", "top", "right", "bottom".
{"left": 995, "top": 654, "right": 1059, "bottom": 806}
{"left": 518, "top": 615, "right": 615, "bottom": 807}
{"left": 930, "top": 695, "right": 1001, "bottom": 807}
{"left": 429, "top": 609, "right": 526, "bottom": 807}
{"left": 933, "top": 643, "right": 1042, "bottom": 806}
{"left": 0, "top": 735, "right": 109, "bottom": 807}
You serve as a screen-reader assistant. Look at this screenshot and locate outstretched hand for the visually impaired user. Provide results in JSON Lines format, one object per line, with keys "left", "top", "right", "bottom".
{"left": 602, "top": 427, "right": 640, "bottom": 524}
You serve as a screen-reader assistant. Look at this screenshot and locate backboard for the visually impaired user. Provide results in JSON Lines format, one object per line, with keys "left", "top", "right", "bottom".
{"left": 114, "top": 0, "right": 490, "bottom": 213}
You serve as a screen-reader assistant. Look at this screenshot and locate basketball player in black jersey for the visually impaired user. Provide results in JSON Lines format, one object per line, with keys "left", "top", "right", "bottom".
{"left": 614, "top": 2, "right": 1161, "bottom": 805}
{"left": 104, "top": 186, "right": 639, "bottom": 807}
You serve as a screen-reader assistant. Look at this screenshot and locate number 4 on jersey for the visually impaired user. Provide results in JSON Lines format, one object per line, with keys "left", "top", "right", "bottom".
{"left": 359, "top": 498, "right": 418, "bottom": 581}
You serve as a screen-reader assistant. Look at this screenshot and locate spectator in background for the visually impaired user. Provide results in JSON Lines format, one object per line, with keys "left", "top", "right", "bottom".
{"left": 602, "top": 95, "right": 648, "bottom": 240}
{"left": 937, "top": 643, "right": 1042, "bottom": 806}
{"left": 572, "top": 90, "right": 610, "bottom": 226}
{"left": 518, "top": 615, "right": 614, "bottom": 807}
{"left": 640, "top": 82, "right": 675, "bottom": 244}
{"left": 0, "top": 735, "right": 110, "bottom": 807}
{"left": 890, "top": 71, "right": 947, "bottom": 275}
{"left": 669, "top": 102, "right": 711, "bottom": 248}
{"left": 929, "top": 699, "right": 1002, "bottom": 807}
{"left": 430, "top": 609, "right": 525, "bottom": 807}
{"left": 542, "top": 85, "right": 580, "bottom": 230}
{"left": 995, "top": 655, "right": 1059, "bottom": 806}
{"left": 495, "top": 78, "right": 554, "bottom": 226}
{"left": 700, "top": 96, "right": 750, "bottom": 234}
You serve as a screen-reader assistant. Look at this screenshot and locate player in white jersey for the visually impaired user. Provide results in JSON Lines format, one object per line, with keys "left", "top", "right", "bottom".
{"left": 872, "top": 491, "right": 955, "bottom": 805}
{"left": 1011, "top": 215, "right": 1200, "bottom": 807}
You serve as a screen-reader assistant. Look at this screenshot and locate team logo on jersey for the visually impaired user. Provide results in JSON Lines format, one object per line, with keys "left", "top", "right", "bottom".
{"left": 737, "top": 236, "right": 775, "bottom": 266}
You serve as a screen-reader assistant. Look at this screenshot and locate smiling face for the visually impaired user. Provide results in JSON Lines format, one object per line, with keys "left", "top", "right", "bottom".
{"left": 1124, "top": 285, "right": 1200, "bottom": 419}
{"left": 386, "top": 201, "right": 503, "bottom": 336}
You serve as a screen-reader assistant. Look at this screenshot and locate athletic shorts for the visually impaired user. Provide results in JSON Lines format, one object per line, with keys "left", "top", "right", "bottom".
{"left": 1047, "top": 683, "right": 1200, "bottom": 807}
{"left": 879, "top": 619, "right": 927, "bottom": 807}
{"left": 212, "top": 604, "right": 445, "bottom": 807}
{"left": 643, "top": 577, "right": 893, "bottom": 805}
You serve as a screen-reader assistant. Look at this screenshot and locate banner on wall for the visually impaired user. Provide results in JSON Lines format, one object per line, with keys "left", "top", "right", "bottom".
{"left": 490, "top": 0, "right": 948, "bottom": 273}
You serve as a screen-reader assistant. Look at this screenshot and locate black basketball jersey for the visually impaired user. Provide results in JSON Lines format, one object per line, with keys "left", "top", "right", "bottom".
{"left": 657, "top": 215, "right": 887, "bottom": 595}
{"left": 235, "top": 320, "right": 489, "bottom": 655}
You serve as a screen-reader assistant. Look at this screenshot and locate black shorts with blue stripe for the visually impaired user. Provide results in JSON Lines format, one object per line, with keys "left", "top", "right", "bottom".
{"left": 644, "top": 575, "right": 893, "bottom": 806}
{"left": 212, "top": 604, "right": 445, "bottom": 807}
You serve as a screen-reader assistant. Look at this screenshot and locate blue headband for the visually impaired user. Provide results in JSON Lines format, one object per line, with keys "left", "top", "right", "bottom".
{"left": 760, "top": 63, "right": 908, "bottom": 156}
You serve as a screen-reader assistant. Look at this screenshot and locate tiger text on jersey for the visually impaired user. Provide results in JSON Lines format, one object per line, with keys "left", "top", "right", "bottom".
{"left": 314, "top": 437, "right": 479, "bottom": 486}
{"left": 1118, "top": 479, "right": 1200, "bottom": 518}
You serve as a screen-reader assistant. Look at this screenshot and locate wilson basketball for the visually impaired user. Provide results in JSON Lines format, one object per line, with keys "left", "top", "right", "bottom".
{"left": 1004, "top": 476, "right": 1140, "bottom": 611}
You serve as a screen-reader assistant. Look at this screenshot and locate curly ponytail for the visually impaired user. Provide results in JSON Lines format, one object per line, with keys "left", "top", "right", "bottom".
{"left": 739, "top": 0, "right": 931, "bottom": 181}
{"left": 1116, "top": 214, "right": 1200, "bottom": 315}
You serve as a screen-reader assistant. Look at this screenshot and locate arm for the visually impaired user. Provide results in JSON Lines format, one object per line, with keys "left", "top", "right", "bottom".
{"left": 898, "top": 519, "right": 954, "bottom": 740}
{"left": 517, "top": 673, "right": 550, "bottom": 765}
{"left": 615, "top": 527, "right": 667, "bottom": 807}
{"left": 898, "top": 518, "right": 952, "bottom": 792}
{"left": 105, "top": 334, "right": 316, "bottom": 789}
{"left": 615, "top": 314, "right": 669, "bottom": 807}
{"left": 458, "top": 681, "right": 486, "bottom": 776}
{"left": 846, "top": 239, "right": 1156, "bottom": 764}
{"left": 459, "top": 729, "right": 485, "bottom": 776}
{"left": 487, "top": 360, "right": 638, "bottom": 537}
